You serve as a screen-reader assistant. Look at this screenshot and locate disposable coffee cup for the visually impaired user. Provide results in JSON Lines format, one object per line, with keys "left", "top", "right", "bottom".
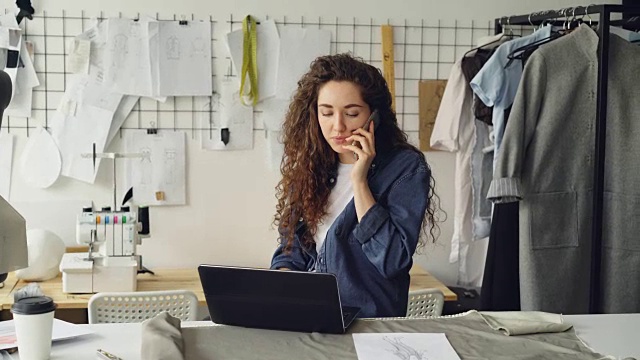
{"left": 11, "top": 296, "right": 57, "bottom": 360}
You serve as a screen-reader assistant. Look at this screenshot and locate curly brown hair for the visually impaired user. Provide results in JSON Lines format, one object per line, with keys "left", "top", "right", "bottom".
{"left": 274, "top": 53, "right": 441, "bottom": 252}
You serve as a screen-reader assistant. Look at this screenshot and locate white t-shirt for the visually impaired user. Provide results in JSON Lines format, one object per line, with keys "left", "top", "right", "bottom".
{"left": 315, "top": 163, "right": 354, "bottom": 254}
{"left": 430, "top": 33, "right": 507, "bottom": 287}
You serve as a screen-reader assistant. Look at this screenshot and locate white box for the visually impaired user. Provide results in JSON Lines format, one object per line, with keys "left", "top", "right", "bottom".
{"left": 93, "top": 256, "right": 137, "bottom": 292}
{"left": 60, "top": 253, "right": 138, "bottom": 293}
{"left": 59, "top": 253, "right": 94, "bottom": 293}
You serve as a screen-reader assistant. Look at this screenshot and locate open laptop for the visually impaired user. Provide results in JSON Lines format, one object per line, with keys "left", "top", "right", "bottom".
{"left": 198, "top": 264, "right": 360, "bottom": 334}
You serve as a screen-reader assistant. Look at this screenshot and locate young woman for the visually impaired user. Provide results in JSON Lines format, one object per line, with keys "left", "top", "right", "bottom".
{"left": 270, "top": 54, "right": 439, "bottom": 318}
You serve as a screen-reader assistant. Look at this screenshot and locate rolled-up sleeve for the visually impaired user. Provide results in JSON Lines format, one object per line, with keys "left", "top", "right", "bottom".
{"left": 430, "top": 60, "right": 466, "bottom": 152}
{"left": 488, "top": 52, "right": 547, "bottom": 204}
{"left": 270, "top": 231, "right": 313, "bottom": 271}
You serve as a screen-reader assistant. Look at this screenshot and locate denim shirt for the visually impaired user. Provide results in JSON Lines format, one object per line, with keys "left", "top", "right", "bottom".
{"left": 270, "top": 148, "right": 431, "bottom": 318}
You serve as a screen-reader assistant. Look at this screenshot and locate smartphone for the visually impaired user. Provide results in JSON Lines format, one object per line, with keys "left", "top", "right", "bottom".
{"left": 352, "top": 110, "right": 380, "bottom": 160}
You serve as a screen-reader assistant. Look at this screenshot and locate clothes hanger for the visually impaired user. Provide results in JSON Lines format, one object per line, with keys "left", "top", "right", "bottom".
{"left": 462, "top": 16, "right": 520, "bottom": 57}
{"left": 584, "top": 5, "right": 601, "bottom": 31}
{"left": 610, "top": 16, "right": 640, "bottom": 31}
{"left": 504, "top": 11, "right": 565, "bottom": 67}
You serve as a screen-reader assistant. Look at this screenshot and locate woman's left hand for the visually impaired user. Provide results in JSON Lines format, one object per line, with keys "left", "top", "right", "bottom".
{"left": 343, "top": 121, "right": 376, "bottom": 184}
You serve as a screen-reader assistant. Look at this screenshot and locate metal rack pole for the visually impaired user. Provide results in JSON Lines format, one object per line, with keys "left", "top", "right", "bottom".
{"left": 590, "top": 6, "right": 611, "bottom": 314}
{"left": 492, "top": 4, "right": 640, "bottom": 314}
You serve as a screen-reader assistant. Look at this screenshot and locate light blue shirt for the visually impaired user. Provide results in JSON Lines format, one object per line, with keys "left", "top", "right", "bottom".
{"left": 470, "top": 26, "right": 553, "bottom": 169}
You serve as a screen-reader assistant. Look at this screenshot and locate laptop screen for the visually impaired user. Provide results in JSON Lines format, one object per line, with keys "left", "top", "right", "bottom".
{"left": 198, "top": 265, "right": 357, "bottom": 333}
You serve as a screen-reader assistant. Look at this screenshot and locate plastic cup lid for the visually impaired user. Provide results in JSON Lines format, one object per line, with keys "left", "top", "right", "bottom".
{"left": 11, "top": 296, "right": 57, "bottom": 315}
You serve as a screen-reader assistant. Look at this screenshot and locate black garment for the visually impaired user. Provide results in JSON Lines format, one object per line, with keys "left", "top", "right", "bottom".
{"left": 461, "top": 48, "right": 496, "bottom": 126}
{"left": 521, "top": 46, "right": 537, "bottom": 67}
{"left": 480, "top": 202, "right": 520, "bottom": 311}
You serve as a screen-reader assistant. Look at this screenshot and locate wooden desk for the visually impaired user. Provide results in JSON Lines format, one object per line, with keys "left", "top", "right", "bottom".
{"left": 409, "top": 266, "right": 457, "bottom": 301}
{"left": 0, "top": 278, "right": 14, "bottom": 312}
{"left": 0, "top": 265, "right": 456, "bottom": 311}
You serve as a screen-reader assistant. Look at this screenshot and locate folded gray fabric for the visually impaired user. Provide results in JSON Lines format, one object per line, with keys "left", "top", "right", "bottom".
{"left": 182, "top": 311, "right": 612, "bottom": 360}
{"left": 141, "top": 312, "right": 185, "bottom": 360}
{"left": 478, "top": 310, "right": 573, "bottom": 335}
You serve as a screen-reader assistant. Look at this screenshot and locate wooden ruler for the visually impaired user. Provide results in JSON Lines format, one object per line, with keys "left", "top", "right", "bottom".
{"left": 419, "top": 80, "right": 447, "bottom": 151}
{"left": 381, "top": 25, "right": 396, "bottom": 112}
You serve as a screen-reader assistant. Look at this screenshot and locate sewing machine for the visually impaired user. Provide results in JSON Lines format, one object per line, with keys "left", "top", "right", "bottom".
{"left": 60, "top": 150, "right": 151, "bottom": 293}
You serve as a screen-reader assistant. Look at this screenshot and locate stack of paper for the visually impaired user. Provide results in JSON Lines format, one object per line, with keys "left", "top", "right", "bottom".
{"left": 0, "top": 318, "right": 94, "bottom": 351}
{"left": 41, "top": 17, "right": 213, "bottom": 185}
{"left": 103, "top": 17, "right": 212, "bottom": 98}
{"left": 49, "top": 22, "right": 123, "bottom": 184}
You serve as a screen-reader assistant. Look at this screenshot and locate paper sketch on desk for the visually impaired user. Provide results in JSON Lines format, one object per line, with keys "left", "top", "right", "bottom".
{"left": 19, "top": 126, "right": 61, "bottom": 189}
{"left": 67, "top": 38, "right": 91, "bottom": 74}
{"left": 126, "top": 131, "right": 186, "bottom": 206}
{"left": 158, "top": 21, "right": 212, "bottom": 96}
{"left": 275, "top": 27, "right": 330, "bottom": 100}
{"left": 202, "top": 81, "right": 253, "bottom": 150}
{"left": 226, "top": 19, "right": 279, "bottom": 102}
{"left": 0, "top": 319, "right": 94, "bottom": 351}
{"left": 104, "top": 18, "right": 161, "bottom": 97}
{"left": 352, "top": 333, "right": 460, "bottom": 360}
{"left": 0, "top": 133, "right": 13, "bottom": 199}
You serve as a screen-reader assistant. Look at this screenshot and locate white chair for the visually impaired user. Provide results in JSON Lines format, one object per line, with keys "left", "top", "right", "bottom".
{"left": 88, "top": 290, "right": 199, "bottom": 324}
{"left": 406, "top": 288, "right": 445, "bottom": 318}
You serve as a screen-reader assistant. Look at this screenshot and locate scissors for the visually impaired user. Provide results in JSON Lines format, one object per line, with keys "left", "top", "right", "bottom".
{"left": 97, "top": 349, "right": 123, "bottom": 360}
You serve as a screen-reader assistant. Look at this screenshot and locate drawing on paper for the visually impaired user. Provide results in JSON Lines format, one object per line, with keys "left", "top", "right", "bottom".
{"left": 166, "top": 36, "right": 180, "bottom": 60}
{"left": 109, "top": 33, "right": 129, "bottom": 81}
{"left": 112, "top": 34, "right": 129, "bottom": 58}
{"left": 125, "top": 22, "right": 145, "bottom": 69}
{"left": 129, "top": 22, "right": 142, "bottom": 38}
{"left": 126, "top": 131, "right": 185, "bottom": 206}
{"left": 191, "top": 37, "right": 206, "bottom": 58}
{"left": 383, "top": 336, "right": 429, "bottom": 360}
{"left": 198, "top": 101, "right": 220, "bottom": 128}
{"left": 164, "top": 149, "right": 176, "bottom": 184}
{"left": 139, "top": 147, "right": 152, "bottom": 185}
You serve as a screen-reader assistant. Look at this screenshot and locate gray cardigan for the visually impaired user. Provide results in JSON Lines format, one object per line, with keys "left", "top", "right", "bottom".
{"left": 487, "top": 25, "right": 640, "bottom": 314}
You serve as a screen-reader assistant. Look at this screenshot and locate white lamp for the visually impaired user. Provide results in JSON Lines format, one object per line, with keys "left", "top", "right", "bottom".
{"left": 0, "top": 195, "right": 28, "bottom": 274}
{"left": 0, "top": 68, "right": 29, "bottom": 285}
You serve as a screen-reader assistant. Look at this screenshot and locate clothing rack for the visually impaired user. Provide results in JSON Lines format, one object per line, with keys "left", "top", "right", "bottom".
{"left": 494, "top": 4, "right": 640, "bottom": 314}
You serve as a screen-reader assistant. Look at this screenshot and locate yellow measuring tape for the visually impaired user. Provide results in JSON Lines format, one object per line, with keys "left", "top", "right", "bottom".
{"left": 240, "top": 15, "right": 259, "bottom": 106}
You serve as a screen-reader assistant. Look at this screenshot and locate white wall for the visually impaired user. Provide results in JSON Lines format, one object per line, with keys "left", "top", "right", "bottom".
{"left": 1, "top": 0, "right": 616, "bottom": 287}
